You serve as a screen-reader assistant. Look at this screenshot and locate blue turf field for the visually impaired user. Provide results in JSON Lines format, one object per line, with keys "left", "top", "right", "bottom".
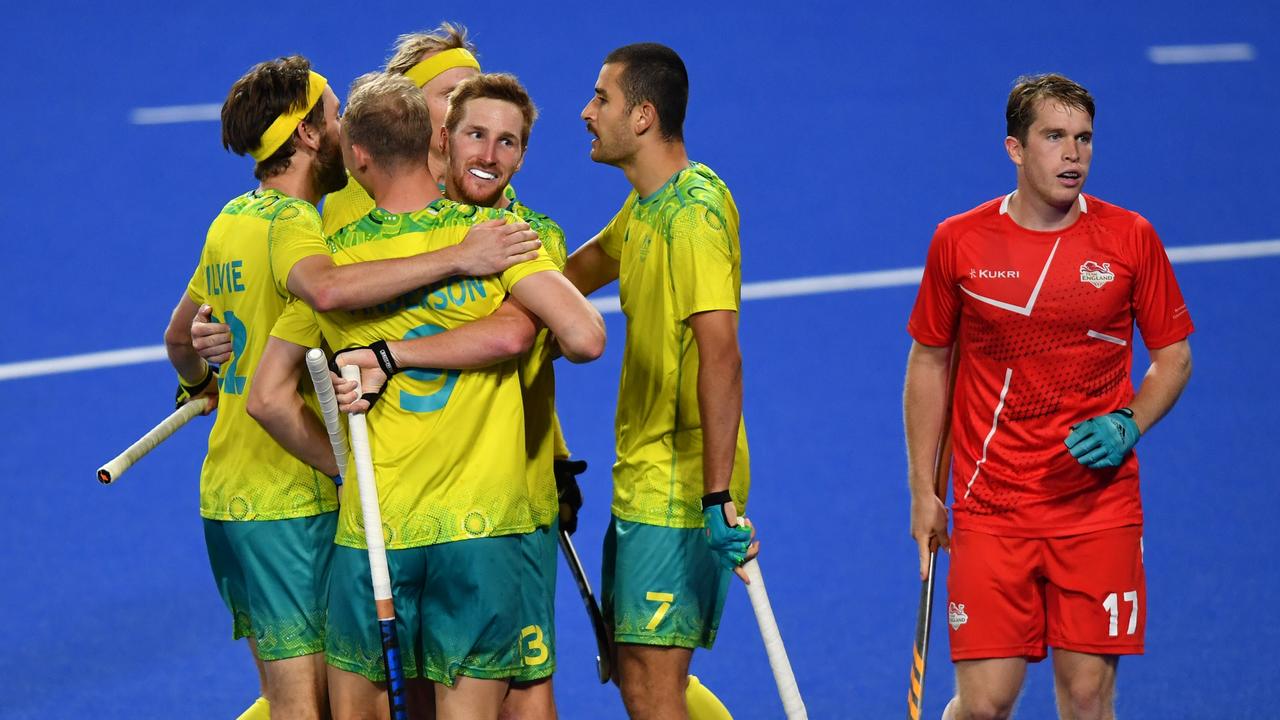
{"left": 2, "top": 2, "right": 1278, "bottom": 717}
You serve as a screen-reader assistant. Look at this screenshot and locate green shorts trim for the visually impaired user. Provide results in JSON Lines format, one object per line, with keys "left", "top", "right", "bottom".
{"left": 601, "top": 516, "right": 731, "bottom": 650}
{"left": 203, "top": 512, "right": 336, "bottom": 661}
{"left": 513, "top": 521, "right": 559, "bottom": 682}
{"left": 326, "top": 535, "right": 527, "bottom": 686}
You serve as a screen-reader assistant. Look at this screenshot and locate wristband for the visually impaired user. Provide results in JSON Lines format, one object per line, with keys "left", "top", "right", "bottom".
{"left": 330, "top": 473, "right": 343, "bottom": 487}
{"left": 701, "top": 490, "right": 733, "bottom": 512}
{"left": 368, "top": 339, "right": 399, "bottom": 377}
{"left": 179, "top": 364, "right": 214, "bottom": 396}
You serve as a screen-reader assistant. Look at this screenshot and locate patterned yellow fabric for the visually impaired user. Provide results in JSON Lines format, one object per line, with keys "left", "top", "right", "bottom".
{"left": 185, "top": 189, "right": 338, "bottom": 521}
{"left": 596, "top": 163, "right": 750, "bottom": 527}
{"left": 281, "top": 199, "right": 558, "bottom": 549}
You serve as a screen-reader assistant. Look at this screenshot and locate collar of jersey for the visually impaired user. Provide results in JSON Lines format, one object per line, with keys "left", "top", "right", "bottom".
{"left": 637, "top": 163, "right": 695, "bottom": 205}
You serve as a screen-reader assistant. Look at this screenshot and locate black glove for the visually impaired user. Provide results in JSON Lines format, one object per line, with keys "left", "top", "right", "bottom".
{"left": 554, "top": 458, "right": 587, "bottom": 535}
{"left": 174, "top": 364, "right": 216, "bottom": 409}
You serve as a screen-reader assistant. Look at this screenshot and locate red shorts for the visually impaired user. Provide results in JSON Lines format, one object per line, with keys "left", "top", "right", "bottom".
{"left": 946, "top": 525, "right": 1146, "bottom": 662}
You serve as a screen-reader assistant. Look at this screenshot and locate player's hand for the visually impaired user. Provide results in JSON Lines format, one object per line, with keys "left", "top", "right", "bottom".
{"left": 1065, "top": 410, "right": 1140, "bottom": 469}
{"left": 554, "top": 458, "right": 587, "bottom": 535}
{"left": 333, "top": 342, "right": 399, "bottom": 413}
{"left": 910, "top": 494, "right": 950, "bottom": 581}
{"left": 701, "top": 490, "right": 756, "bottom": 583}
{"left": 454, "top": 219, "right": 541, "bottom": 276}
{"left": 175, "top": 364, "right": 219, "bottom": 415}
{"left": 190, "top": 305, "right": 233, "bottom": 364}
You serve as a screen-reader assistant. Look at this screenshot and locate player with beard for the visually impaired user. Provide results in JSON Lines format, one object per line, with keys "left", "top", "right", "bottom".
{"left": 565, "top": 43, "right": 753, "bottom": 720}
{"left": 166, "top": 55, "right": 543, "bottom": 720}
{"left": 162, "top": 55, "right": 349, "bottom": 720}
{"left": 328, "top": 72, "right": 578, "bottom": 720}
{"left": 267, "top": 72, "right": 602, "bottom": 720}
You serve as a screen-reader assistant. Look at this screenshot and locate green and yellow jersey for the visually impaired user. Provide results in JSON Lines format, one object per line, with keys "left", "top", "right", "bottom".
{"left": 508, "top": 190, "right": 569, "bottom": 529}
{"left": 277, "top": 199, "right": 558, "bottom": 550}
{"left": 596, "top": 163, "right": 750, "bottom": 528}
{"left": 185, "top": 188, "right": 339, "bottom": 521}
{"left": 322, "top": 180, "right": 521, "bottom": 237}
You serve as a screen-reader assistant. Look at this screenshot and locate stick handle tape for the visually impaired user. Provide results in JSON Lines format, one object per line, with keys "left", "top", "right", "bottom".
{"left": 97, "top": 397, "right": 209, "bottom": 484}
{"left": 305, "top": 348, "right": 349, "bottom": 481}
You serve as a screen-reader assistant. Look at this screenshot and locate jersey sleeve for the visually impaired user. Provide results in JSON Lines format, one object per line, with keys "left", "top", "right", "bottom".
{"left": 670, "top": 201, "right": 740, "bottom": 320}
{"left": 906, "top": 223, "right": 961, "bottom": 347}
{"left": 268, "top": 202, "right": 329, "bottom": 298}
{"left": 498, "top": 209, "right": 561, "bottom": 289}
{"left": 1130, "top": 216, "right": 1194, "bottom": 349}
{"left": 595, "top": 195, "right": 635, "bottom": 260}
{"left": 270, "top": 297, "right": 324, "bottom": 348}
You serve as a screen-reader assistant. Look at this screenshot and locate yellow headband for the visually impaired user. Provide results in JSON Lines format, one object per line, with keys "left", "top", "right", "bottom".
{"left": 250, "top": 71, "right": 328, "bottom": 162}
{"left": 404, "top": 48, "right": 481, "bottom": 88}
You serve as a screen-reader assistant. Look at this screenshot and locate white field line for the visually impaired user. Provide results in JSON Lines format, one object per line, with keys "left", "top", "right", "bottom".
{"left": 130, "top": 104, "right": 223, "bottom": 125}
{"left": 1148, "top": 43, "right": 1256, "bottom": 65}
{"left": 3, "top": 238, "right": 1278, "bottom": 382}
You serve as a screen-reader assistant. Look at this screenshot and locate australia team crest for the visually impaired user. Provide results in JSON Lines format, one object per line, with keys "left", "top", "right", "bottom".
{"left": 1080, "top": 260, "right": 1116, "bottom": 288}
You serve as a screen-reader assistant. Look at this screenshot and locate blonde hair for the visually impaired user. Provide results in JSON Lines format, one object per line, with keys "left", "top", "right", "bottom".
{"left": 444, "top": 73, "right": 539, "bottom": 148}
{"left": 344, "top": 73, "right": 432, "bottom": 169}
{"left": 385, "top": 22, "right": 477, "bottom": 75}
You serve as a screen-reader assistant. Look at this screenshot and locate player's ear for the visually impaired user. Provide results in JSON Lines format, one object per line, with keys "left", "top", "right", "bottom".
{"left": 437, "top": 124, "right": 449, "bottom": 157}
{"left": 632, "top": 101, "right": 657, "bottom": 136}
{"left": 296, "top": 120, "right": 322, "bottom": 153}
{"left": 350, "top": 142, "right": 372, "bottom": 173}
{"left": 1005, "top": 135, "right": 1023, "bottom": 167}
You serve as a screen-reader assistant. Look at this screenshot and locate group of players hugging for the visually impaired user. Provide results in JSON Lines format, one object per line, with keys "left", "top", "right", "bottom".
{"left": 162, "top": 19, "right": 1192, "bottom": 720}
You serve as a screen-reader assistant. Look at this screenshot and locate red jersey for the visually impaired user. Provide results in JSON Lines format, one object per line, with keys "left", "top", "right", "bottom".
{"left": 908, "top": 193, "right": 1194, "bottom": 537}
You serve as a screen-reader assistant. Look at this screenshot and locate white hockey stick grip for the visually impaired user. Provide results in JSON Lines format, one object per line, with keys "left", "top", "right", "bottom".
{"left": 97, "top": 397, "right": 209, "bottom": 484}
{"left": 744, "top": 558, "right": 808, "bottom": 719}
{"left": 342, "top": 366, "right": 394, "bottom": 605}
{"left": 305, "top": 348, "right": 348, "bottom": 481}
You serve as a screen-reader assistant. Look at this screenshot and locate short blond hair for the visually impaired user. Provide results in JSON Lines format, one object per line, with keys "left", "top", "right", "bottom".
{"left": 344, "top": 73, "right": 431, "bottom": 169}
{"left": 385, "top": 22, "right": 477, "bottom": 75}
{"left": 444, "top": 73, "right": 539, "bottom": 148}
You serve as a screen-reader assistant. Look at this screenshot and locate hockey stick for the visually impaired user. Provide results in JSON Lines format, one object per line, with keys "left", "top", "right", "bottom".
{"left": 304, "top": 348, "right": 349, "bottom": 483}
{"left": 97, "top": 397, "right": 210, "bottom": 484}
{"left": 742, "top": 556, "right": 807, "bottom": 719}
{"left": 907, "top": 347, "right": 958, "bottom": 720}
{"left": 341, "top": 365, "right": 408, "bottom": 720}
{"left": 558, "top": 528, "right": 613, "bottom": 683}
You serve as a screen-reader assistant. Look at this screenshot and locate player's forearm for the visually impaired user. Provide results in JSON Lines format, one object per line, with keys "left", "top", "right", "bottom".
{"left": 510, "top": 271, "right": 606, "bottom": 363}
{"left": 299, "top": 249, "right": 463, "bottom": 313}
{"left": 697, "top": 344, "right": 743, "bottom": 495}
{"left": 1127, "top": 339, "right": 1192, "bottom": 434}
{"left": 903, "top": 342, "right": 952, "bottom": 500}
{"left": 564, "top": 238, "right": 620, "bottom": 296}
{"left": 390, "top": 303, "right": 538, "bottom": 370}
{"left": 164, "top": 294, "right": 209, "bottom": 383}
{"left": 247, "top": 394, "right": 340, "bottom": 476}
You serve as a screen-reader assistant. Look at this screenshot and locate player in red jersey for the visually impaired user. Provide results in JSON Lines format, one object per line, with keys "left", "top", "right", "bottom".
{"left": 904, "top": 74, "right": 1194, "bottom": 720}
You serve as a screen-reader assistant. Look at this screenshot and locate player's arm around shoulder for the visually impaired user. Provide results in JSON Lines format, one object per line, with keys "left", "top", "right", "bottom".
{"left": 507, "top": 266, "right": 605, "bottom": 364}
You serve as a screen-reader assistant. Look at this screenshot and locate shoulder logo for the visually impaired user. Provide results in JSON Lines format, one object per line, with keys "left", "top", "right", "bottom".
{"left": 1079, "top": 260, "right": 1115, "bottom": 288}
{"left": 948, "top": 602, "right": 969, "bottom": 630}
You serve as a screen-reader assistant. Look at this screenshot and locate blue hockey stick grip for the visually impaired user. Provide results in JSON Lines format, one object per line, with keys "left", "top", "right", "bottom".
{"left": 380, "top": 618, "right": 408, "bottom": 720}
